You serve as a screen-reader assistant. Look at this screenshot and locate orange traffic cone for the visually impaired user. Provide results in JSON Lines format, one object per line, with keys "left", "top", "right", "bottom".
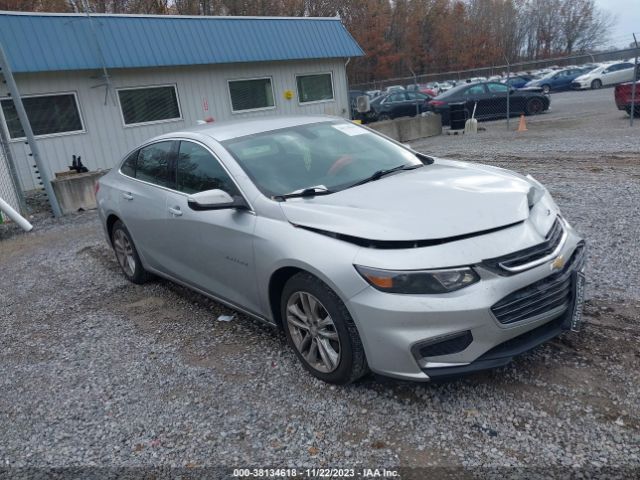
{"left": 517, "top": 114, "right": 528, "bottom": 132}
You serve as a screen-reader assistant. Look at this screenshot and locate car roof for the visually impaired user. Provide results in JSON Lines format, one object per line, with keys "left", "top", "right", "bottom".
{"left": 149, "top": 115, "right": 340, "bottom": 142}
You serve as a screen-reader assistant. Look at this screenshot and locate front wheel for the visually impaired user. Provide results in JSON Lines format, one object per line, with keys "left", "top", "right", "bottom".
{"left": 281, "top": 273, "right": 368, "bottom": 384}
{"left": 591, "top": 79, "right": 602, "bottom": 89}
{"left": 111, "top": 220, "right": 149, "bottom": 284}
{"left": 526, "top": 98, "right": 544, "bottom": 115}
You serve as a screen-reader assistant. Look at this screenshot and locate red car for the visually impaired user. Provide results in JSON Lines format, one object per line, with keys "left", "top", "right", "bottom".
{"left": 614, "top": 80, "right": 640, "bottom": 117}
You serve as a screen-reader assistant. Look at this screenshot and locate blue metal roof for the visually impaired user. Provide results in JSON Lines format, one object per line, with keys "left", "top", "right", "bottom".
{"left": 0, "top": 12, "right": 364, "bottom": 73}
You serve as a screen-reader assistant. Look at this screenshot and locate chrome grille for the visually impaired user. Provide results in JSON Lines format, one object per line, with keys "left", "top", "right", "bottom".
{"left": 483, "top": 217, "right": 565, "bottom": 275}
{"left": 491, "top": 244, "right": 585, "bottom": 325}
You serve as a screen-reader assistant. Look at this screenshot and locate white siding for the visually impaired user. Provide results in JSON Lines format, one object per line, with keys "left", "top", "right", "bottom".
{"left": 2, "top": 59, "right": 350, "bottom": 191}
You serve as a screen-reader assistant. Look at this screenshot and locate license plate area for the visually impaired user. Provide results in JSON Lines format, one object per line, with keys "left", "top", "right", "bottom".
{"left": 570, "top": 271, "right": 586, "bottom": 332}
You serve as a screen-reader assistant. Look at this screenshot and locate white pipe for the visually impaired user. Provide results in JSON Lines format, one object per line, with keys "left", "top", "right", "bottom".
{"left": 0, "top": 197, "right": 32, "bottom": 232}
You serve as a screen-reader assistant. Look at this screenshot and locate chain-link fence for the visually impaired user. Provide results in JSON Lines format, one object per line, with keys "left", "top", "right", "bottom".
{"left": 350, "top": 46, "right": 640, "bottom": 129}
{"left": 0, "top": 127, "right": 26, "bottom": 222}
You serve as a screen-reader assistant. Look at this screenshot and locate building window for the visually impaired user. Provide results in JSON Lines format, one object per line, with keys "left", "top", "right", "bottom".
{"left": 296, "top": 73, "right": 334, "bottom": 103}
{"left": 118, "top": 85, "right": 181, "bottom": 126}
{"left": 0, "top": 93, "right": 84, "bottom": 139}
{"left": 228, "top": 77, "right": 275, "bottom": 112}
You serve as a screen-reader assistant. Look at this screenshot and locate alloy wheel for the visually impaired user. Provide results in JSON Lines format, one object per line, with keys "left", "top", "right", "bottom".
{"left": 286, "top": 291, "right": 341, "bottom": 373}
{"left": 113, "top": 229, "right": 136, "bottom": 277}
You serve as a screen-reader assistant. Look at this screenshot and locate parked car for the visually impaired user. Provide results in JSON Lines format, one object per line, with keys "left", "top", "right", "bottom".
{"left": 427, "top": 81, "right": 550, "bottom": 125}
{"left": 524, "top": 67, "right": 592, "bottom": 93}
{"left": 96, "top": 115, "right": 586, "bottom": 384}
{"left": 572, "top": 62, "right": 639, "bottom": 90}
{"left": 438, "top": 81, "right": 455, "bottom": 92}
{"left": 614, "top": 80, "right": 640, "bottom": 116}
{"left": 366, "top": 91, "right": 432, "bottom": 122}
{"left": 503, "top": 74, "right": 537, "bottom": 89}
{"left": 406, "top": 83, "right": 438, "bottom": 97}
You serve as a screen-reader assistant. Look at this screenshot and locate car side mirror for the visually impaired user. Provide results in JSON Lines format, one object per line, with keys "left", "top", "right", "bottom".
{"left": 187, "top": 189, "right": 248, "bottom": 211}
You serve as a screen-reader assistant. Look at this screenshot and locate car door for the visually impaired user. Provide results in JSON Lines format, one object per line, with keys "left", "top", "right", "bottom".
{"left": 406, "top": 91, "right": 428, "bottom": 116}
{"left": 486, "top": 82, "right": 509, "bottom": 116}
{"left": 463, "top": 84, "right": 490, "bottom": 118}
{"left": 601, "top": 64, "right": 625, "bottom": 86}
{"left": 385, "top": 92, "right": 407, "bottom": 118}
{"left": 117, "top": 140, "right": 177, "bottom": 273}
{"left": 613, "top": 63, "right": 635, "bottom": 84}
{"left": 162, "top": 140, "right": 260, "bottom": 313}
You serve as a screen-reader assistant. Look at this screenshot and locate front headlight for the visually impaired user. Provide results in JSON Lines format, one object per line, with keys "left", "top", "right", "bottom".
{"left": 355, "top": 265, "right": 480, "bottom": 294}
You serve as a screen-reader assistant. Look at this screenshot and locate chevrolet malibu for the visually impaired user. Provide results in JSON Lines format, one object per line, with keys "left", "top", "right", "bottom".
{"left": 96, "top": 116, "right": 585, "bottom": 384}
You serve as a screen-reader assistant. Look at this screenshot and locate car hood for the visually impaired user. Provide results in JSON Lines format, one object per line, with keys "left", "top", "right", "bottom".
{"left": 280, "top": 160, "right": 532, "bottom": 242}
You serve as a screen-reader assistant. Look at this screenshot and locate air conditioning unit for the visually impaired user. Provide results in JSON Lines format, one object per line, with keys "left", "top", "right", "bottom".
{"left": 356, "top": 95, "right": 370, "bottom": 113}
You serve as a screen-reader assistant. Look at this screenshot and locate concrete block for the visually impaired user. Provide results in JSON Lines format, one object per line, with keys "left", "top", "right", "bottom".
{"left": 367, "top": 119, "right": 400, "bottom": 140}
{"left": 50, "top": 170, "right": 108, "bottom": 215}
{"left": 397, "top": 115, "right": 442, "bottom": 142}
{"left": 367, "top": 115, "right": 442, "bottom": 142}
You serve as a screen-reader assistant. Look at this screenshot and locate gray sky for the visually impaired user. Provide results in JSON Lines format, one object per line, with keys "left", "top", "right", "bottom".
{"left": 595, "top": 0, "right": 640, "bottom": 48}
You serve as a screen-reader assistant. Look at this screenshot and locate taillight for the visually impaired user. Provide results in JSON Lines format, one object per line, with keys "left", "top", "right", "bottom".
{"left": 428, "top": 100, "right": 446, "bottom": 107}
{"left": 94, "top": 180, "right": 100, "bottom": 196}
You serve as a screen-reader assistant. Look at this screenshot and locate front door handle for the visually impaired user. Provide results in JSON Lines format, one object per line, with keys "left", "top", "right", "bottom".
{"left": 122, "top": 192, "right": 133, "bottom": 200}
{"left": 168, "top": 206, "right": 183, "bottom": 217}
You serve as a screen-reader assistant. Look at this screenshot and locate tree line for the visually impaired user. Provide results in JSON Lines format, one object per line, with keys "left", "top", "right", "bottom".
{"left": 0, "top": 0, "right": 615, "bottom": 84}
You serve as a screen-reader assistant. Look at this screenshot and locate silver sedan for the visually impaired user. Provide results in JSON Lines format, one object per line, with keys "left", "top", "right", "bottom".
{"left": 96, "top": 115, "right": 585, "bottom": 384}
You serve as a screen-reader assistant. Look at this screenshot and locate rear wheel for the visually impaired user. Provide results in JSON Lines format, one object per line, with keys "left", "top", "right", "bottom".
{"left": 591, "top": 79, "right": 602, "bottom": 89}
{"left": 281, "top": 273, "right": 368, "bottom": 384}
{"left": 111, "top": 220, "right": 149, "bottom": 284}
{"left": 526, "top": 98, "right": 544, "bottom": 115}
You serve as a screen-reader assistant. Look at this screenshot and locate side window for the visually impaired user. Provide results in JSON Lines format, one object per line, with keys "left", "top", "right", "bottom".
{"left": 487, "top": 83, "right": 508, "bottom": 93}
{"left": 176, "top": 141, "right": 239, "bottom": 195}
{"left": 406, "top": 92, "right": 428, "bottom": 100}
{"left": 120, "top": 150, "right": 138, "bottom": 178}
{"left": 389, "top": 93, "right": 406, "bottom": 102}
{"left": 136, "top": 141, "right": 173, "bottom": 187}
{"left": 465, "top": 85, "right": 486, "bottom": 96}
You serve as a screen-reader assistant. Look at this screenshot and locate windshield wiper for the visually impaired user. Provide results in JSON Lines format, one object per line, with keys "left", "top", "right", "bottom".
{"left": 347, "top": 163, "right": 423, "bottom": 189}
{"left": 276, "top": 185, "right": 333, "bottom": 201}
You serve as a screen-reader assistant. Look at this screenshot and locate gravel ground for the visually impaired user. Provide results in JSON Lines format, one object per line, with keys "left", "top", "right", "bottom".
{"left": 1, "top": 89, "right": 639, "bottom": 478}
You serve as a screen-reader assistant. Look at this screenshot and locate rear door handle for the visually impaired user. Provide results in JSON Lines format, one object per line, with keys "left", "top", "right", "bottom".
{"left": 168, "top": 206, "right": 183, "bottom": 217}
{"left": 122, "top": 192, "right": 133, "bottom": 200}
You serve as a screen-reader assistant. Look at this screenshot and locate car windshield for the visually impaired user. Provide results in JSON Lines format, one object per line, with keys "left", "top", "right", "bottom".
{"left": 222, "top": 121, "right": 422, "bottom": 198}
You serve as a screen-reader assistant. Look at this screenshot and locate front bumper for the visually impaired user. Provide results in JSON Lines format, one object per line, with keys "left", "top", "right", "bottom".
{"left": 571, "top": 80, "right": 591, "bottom": 89}
{"left": 347, "top": 220, "right": 585, "bottom": 381}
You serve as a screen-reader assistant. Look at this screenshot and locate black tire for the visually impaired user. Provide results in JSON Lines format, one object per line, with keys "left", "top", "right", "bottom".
{"left": 378, "top": 114, "right": 391, "bottom": 121}
{"left": 541, "top": 84, "right": 551, "bottom": 94}
{"left": 525, "top": 98, "right": 544, "bottom": 116}
{"left": 111, "top": 220, "right": 150, "bottom": 284}
{"left": 591, "top": 79, "right": 602, "bottom": 89}
{"left": 281, "top": 272, "right": 368, "bottom": 384}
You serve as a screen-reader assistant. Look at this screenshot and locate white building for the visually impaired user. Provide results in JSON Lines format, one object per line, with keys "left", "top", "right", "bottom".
{"left": 0, "top": 11, "right": 363, "bottom": 191}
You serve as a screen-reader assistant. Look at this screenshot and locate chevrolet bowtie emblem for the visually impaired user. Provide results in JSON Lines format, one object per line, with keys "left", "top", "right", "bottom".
{"left": 551, "top": 255, "right": 565, "bottom": 271}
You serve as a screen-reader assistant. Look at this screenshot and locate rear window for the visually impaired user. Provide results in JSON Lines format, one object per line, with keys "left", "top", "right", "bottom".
{"left": 135, "top": 141, "right": 173, "bottom": 187}
{"left": 120, "top": 150, "right": 138, "bottom": 178}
